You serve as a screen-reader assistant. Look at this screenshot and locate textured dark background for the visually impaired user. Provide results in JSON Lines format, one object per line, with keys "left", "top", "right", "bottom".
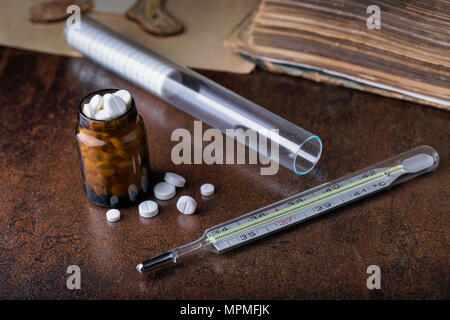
{"left": 0, "top": 46, "right": 448, "bottom": 299}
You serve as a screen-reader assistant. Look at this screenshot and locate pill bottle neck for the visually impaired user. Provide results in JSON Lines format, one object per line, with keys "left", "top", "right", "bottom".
{"left": 78, "top": 88, "right": 138, "bottom": 132}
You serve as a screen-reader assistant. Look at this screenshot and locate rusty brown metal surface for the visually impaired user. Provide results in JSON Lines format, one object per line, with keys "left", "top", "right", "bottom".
{"left": 0, "top": 47, "right": 448, "bottom": 299}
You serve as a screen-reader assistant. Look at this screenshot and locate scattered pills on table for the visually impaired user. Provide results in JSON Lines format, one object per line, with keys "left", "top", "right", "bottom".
{"left": 104, "top": 93, "right": 127, "bottom": 117}
{"left": 164, "top": 172, "right": 186, "bottom": 188}
{"left": 200, "top": 183, "right": 215, "bottom": 196}
{"left": 106, "top": 208, "right": 121, "bottom": 222}
{"left": 138, "top": 200, "right": 159, "bottom": 218}
{"left": 176, "top": 196, "right": 197, "bottom": 215}
{"left": 89, "top": 94, "right": 103, "bottom": 112}
{"left": 114, "top": 89, "right": 132, "bottom": 105}
{"left": 154, "top": 181, "right": 176, "bottom": 200}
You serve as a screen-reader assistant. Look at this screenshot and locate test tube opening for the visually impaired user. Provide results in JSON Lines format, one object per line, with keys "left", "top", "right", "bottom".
{"left": 293, "top": 136, "right": 322, "bottom": 175}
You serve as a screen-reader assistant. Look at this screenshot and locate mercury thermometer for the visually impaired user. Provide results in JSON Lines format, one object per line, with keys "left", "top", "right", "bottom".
{"left": 136, "top": 146, "right": 439, "bottom": 273}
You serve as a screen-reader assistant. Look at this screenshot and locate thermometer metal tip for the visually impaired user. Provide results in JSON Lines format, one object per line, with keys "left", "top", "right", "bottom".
{"left": 137, "top": 250, "right": 178, "bottom": 273}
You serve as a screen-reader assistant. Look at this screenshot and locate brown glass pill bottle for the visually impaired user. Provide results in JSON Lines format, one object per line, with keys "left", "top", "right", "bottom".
{"left": 75, "top": 89, "right": 150, "bottom": 207}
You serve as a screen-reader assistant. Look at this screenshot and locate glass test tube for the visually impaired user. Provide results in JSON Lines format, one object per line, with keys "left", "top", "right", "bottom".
{"left": 64, "top": 16, "right": 322, "bottom": 174}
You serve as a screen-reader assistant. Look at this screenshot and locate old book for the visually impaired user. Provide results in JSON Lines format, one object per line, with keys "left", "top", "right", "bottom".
{"left": 226, "top": 0, "right": 450, "bottom": 110}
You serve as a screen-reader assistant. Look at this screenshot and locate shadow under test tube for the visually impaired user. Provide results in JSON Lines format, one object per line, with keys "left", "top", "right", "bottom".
{"left": 64, "top": 16, "right": 322, "bottom": 174}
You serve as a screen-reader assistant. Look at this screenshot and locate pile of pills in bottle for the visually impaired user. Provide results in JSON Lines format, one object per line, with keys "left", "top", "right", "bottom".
{"left": 83, "top": 89, "right": 132, "bottom": 120}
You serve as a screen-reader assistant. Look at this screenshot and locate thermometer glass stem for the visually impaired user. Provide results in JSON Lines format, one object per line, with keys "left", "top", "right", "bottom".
{"left": 137, "top": 146, "right": 439, "bottom": 273}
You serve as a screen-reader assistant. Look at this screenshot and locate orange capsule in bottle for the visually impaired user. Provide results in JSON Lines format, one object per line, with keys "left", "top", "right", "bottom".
{"left": 75, "top": 89, "right": 151, "bottom": 207}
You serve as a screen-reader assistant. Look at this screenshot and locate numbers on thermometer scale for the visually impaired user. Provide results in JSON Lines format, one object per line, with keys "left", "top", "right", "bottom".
{"left": 362, "top": 170, "right": 376, "bottom": 178}
{"left": 248, "top": 211, "right": 269, "bottom": 221}
{"left": 324, "top": 184, "right": 341, "bottom": 193}
{"left": 278, "top": 217, "right": 292, "bottom": 226}
{"left": 314, "top": 201, "right": 332, "bottom": 212}
{"left": 353, "top": 188, "right": 368, "bottom": 196}
{"left": 206, "top": 164, "right": 411, "bottom": 253}
{"left": 209, "top": 226, "right": 228, "bottom": 236}
{"left": 239, "top": 231, "right": 256, "bottom": 241}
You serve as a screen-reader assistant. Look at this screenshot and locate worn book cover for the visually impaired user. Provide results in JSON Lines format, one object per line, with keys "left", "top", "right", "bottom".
{"left": 226, "top": 0, "right": 450, "bottom": 110}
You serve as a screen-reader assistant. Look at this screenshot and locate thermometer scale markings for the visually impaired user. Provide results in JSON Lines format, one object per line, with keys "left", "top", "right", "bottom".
{"left": 207, "top": 165, "right": 404, "bottom": 250}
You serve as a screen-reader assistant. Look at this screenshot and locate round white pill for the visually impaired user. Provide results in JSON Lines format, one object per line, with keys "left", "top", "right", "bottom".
{"left": 200, "top": 183, "right": 215, "bottom": 196}
{"left": 83, "top": 103, "right": 94, "bottom": 118}
{"left": 106, "top": 209, "right": 121, "bottom": 222}
{"left": 154, "top": 182, "right": 176, "bottom": 200}
{"left": 102, "top": 93, "right": 112, "bottom": 104}
{"left": 104, "top": 93, "right": 127, "bottom": 117}
{"left": 176, "top": 196, "right": 197, "bottom": 215}
{"left": 89, "top": 94, "right": 103, "bottom": 112}
{"left": 114, "top": 89, "right": 132, "bottom": 105}
{"left": 138, "top": 200, "right": 159, "bottom": 218}
{"left": 164, "top": 172, "right": 186, "bottom": 188}
{"left": 95, "top": 109, "right": 114, "bottom": 121}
